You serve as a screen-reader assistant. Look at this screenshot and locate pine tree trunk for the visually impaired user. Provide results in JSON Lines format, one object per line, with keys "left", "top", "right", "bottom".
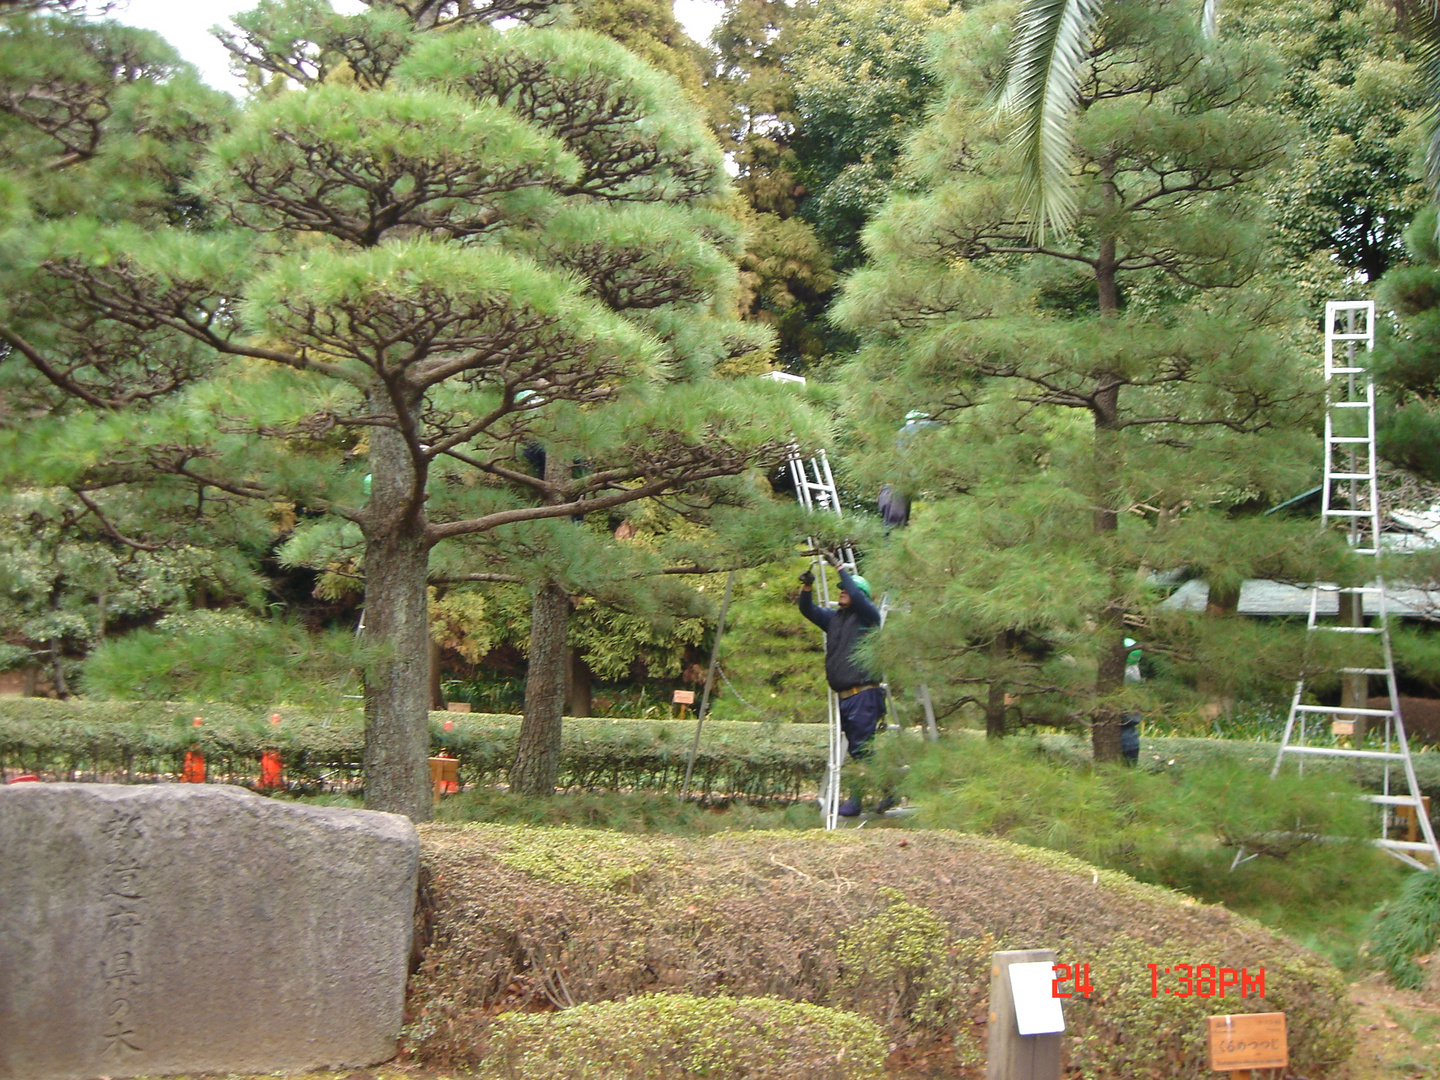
{"left": 1199, "top": 583, "right": 1241, "bottom": 719}
{"left": 361, "top": 526, "right": 433, "bottom": 820}
{"left": 360, "top": 417, "right": 433, "bottom": 822}
{"left": 1339, "top": 591, "right": 1368, "bottom": 741}
{"left": 984, "top": 630, "right": 1009, "bottom": 738}
{"left": 511, "top": 580, "right": 569, "bottom": 794}
{"left": 429, "top": 635, "right": 446, "bottom": 710}
{"left": 1090, "top": 208, "right": 1125, "bottom": 763}
{"left": 565, "top": 647, "right": 593, "bottom": 717}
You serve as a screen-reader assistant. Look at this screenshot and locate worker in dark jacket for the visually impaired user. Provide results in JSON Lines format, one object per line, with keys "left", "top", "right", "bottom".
{"left": 799, "top": 561, "right": 888, "bottom": 816}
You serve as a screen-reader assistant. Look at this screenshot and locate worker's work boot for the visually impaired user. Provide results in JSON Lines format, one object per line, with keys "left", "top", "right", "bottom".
{"left": 837, "top": 795, "right": 863, "bottom": 817}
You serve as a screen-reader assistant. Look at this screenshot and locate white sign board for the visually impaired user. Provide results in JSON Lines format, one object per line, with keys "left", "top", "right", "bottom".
{"left": 1008, "top": 961, "right": 1066, "bottom": 1035}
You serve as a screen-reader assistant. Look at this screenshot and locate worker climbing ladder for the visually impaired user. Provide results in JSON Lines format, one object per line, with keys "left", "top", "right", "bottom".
{"left": 765, "top": 372, "right": 873, "bottom": 830}
{"left": 1272, "top": 300, "right": 1440, "bottom": 870}
{"left": 783, "top": 440, "right": 865, "bottom": 831}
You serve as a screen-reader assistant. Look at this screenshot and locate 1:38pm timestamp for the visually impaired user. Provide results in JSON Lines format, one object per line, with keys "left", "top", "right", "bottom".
{"left": 1148, "top": 964, "right": 1265, "bottom": 999}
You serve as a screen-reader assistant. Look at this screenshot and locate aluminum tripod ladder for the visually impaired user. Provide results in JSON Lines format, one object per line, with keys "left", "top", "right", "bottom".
{"left": 1271, "top": 301, "right": 1440, "bottom": 871}
{"left": 783, "top": 442, "right": 867, "bottom": 831}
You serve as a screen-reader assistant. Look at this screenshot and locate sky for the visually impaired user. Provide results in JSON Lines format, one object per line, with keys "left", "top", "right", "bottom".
{"left": 113, "top": 0, "right": 726, "bottom": 94}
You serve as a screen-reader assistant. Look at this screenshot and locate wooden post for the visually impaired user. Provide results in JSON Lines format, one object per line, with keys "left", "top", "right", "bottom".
{"left": 987, "top": 949, "right": 1062, "bottom": 1080}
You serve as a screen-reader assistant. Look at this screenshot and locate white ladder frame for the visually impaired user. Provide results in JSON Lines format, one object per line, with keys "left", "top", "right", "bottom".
{"left": 1272, "top": 301, "right": 1440, "bottom": 871}
{"left": 785, "top": 445, "right": 861, "bottom": 831}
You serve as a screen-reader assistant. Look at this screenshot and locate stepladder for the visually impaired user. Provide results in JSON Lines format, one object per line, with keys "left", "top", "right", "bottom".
{"left": 1271, "top": 301, "right": 1440, "bottom": 871}
{"left": 783, "top": 442, "right": 863, "bottom": 831}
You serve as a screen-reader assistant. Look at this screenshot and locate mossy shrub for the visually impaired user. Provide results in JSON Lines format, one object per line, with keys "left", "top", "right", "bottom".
{"left": 481, "top": 994, "right": 886, "bottom": 1080}
{"left": 407, "top": 825, "right": 1354, "bottom": 1079}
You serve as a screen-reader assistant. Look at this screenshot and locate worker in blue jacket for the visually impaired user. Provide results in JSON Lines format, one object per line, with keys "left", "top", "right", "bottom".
{"left": 799, "top": 560, "right": 889, "bottom": 816}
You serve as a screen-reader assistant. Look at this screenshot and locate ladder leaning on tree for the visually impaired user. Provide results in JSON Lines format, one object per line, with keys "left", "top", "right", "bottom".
{"left": 1270, "top": 300, "right": 1440, "bottom": 871}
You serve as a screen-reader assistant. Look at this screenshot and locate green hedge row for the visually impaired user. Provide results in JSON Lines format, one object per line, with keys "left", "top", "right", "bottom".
{"left": 6, "top": 698, "right": 1436, "bottom": 805}
{"left": 0, "top": 698, "right": 828, "bottom": 802}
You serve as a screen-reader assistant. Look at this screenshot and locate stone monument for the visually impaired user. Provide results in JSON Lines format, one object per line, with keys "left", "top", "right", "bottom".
{"left": 0, "top": 783, "right": 419, "bottom": 1080}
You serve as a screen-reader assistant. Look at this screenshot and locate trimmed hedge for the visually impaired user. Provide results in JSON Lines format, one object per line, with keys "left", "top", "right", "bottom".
{"left": 4, "top": 697, "right": 1434, "bottom": 805}
{"left": 409, "top": 824, "right": 1356, "bottom": 1079}
{"left": 0, "top": 698, "right": 827, "bottom": 802}
{"left": 481, "top": 993, "right": 886, "bottom": 1080}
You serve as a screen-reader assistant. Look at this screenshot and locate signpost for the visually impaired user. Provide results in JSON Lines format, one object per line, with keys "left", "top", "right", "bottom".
{"left": 987, "top": 949, "right": 1062, "bottom": 1080}
{"left": 1207, "top": 1012, "right": 1287, "bottom": 1079}
{"left": 672, "top": 689, "right": 696, "bottom": 720}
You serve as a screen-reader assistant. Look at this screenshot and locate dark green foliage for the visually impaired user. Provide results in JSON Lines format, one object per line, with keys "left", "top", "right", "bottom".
{"left": 1373, "top": 206, "right": 1440, "bottom": 480}
{"left": 80, "top": 609, "right": 371, "bottom": 706}
{"left": 834, "top": 0, "right": 1346, "bottom": 759}
{"left": 1228, "top": 0, "right": 1429, "bottom": 283}
{"left": 1369, "top": 870, "right": 1440, "bottom": 990}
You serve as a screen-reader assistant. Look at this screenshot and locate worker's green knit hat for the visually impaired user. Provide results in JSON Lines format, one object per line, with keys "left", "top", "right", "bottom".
{"left": 847, "top": 575, "right": 872, "bottom": 598}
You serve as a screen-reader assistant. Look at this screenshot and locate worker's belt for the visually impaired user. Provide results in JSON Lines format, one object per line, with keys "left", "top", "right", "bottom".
{"left": 837, "top": 683, "right": 881, "bottom": 700}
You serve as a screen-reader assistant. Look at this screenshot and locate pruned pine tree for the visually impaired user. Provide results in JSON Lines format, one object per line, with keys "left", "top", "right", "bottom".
{"left": 0, "top": 7, "right": 256, "bottom": 679}
{"left": 0, "top": 4, "right": 824, "bottom": 816}
{"left": 834, "top": 0, "right": 1345, "bottom": 758}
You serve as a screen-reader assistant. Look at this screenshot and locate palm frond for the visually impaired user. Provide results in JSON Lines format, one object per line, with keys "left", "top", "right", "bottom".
{"left": 997, "top": 0, "right": 1106, "bottom": 243}
{"left": 1403, "top": 1, "right": 1440, "bottom": 235}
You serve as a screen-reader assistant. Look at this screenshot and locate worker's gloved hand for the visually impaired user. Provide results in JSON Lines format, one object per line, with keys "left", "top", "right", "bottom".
{"left": 825, "top": 549, "right": 844, "bottom": 568}
{"left": 799, "top": 569, "right": 815, "bottom": 587}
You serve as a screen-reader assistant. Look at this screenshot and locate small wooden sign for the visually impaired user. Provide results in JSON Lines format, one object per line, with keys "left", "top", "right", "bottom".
{"left": 1207, "top": 1012, "right": 1287, "bottom": 1072}
{"left": 1331, "top": 719, "right": 1354, "bottom": 736}
{"left": 446, "top": 702, "right": 472, "bottom": 713}
{"left": 672, "top": 690, "right": 696, "bottom": 705}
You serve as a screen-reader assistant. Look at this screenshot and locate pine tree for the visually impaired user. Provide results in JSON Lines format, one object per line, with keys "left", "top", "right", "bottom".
{"left": 0, "top": 2, "right": 822, "bottom": 814}
{"left": 833, "top": 0, "right": 1344, "bottom": 758}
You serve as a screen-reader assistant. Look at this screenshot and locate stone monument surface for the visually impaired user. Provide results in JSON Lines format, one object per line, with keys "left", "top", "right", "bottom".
{"left": 0, "top": 783, "right": 419, "bottom": 1080}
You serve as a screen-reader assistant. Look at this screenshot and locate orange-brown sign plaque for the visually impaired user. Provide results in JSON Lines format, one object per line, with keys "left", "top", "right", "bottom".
{"left": 1207, "top": 1012, "right": 1287, "bottom": 1072}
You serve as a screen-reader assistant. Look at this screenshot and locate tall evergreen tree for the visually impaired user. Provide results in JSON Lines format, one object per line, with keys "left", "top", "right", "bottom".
{"left": 834, "top": 0, "right": 1340, "bottom": 758}
{"left": 0, "top": 2, "right": 821, "bottom": 814}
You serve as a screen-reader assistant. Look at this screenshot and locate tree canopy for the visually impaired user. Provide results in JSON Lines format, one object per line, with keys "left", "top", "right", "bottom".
{"left": 833, "top": 0, "right": 1346, "bottom": 757}
{"left": 0, "top": 1, "right": 825, "bottom": 817}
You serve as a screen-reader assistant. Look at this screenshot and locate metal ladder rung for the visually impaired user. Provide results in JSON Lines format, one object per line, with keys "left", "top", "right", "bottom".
{"left": 1364, "top": 795, "right": 1426, "bottom": 807}
{"left": 1324, "top": 509, "right": 1377, "bottom": 517}
{"left": 1311, "top": 625, "right": 1384, "bottom": 634}
{"left": 1328, "top": 472, "right": 1374, "bottom": 480}
{"left": 1329, "top": 366, "right": 1367, "bottom": 374}
{"left": 1376, "top": 839, "right": 1437, "bottom": 852}
{"left": 1327, "top": 436, "right": 1372, "bottom": 444}
{"left": 1280, "top": 745, "right": 1407, "bottom": 761}
{"left": 1313, "top": 584, "right": 1384, "bottom": 594}
{"left": 1339, "top": 667, "right": 1392, "bottom": 676}
{"left": 1330, "top": 333, "right": 1373, "bottom": 340}
{"left": 1294, "top": 705, "right": 1395, "bottom": 717}
{"left": 1331, "top": 401, "right": 1373, "bottom": 409}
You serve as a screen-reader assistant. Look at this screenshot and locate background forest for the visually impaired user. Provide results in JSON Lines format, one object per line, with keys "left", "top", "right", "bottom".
{"left": 4, "top": 0, "right": 1440, "bottom": 813}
